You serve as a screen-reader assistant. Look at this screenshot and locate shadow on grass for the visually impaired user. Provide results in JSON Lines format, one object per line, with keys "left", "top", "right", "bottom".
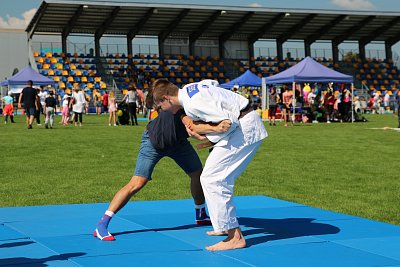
{"left": 239, "top": 217, "right": 340, "bottom": 247}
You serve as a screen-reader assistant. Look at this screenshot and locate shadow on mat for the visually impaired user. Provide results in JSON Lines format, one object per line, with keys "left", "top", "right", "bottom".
{"left": 0, "top": 240, "right": 35, "bottom": 248}
{"left": 113, "top": 224, "right": 199, "bottom": 237}
{"left": 0, "top": 252, "right": 86, "bottom": 267}
{"left": 239, "top": 217, "right": 340, "bottom": 247}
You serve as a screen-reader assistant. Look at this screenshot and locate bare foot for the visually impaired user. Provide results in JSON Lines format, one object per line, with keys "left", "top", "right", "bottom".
{"left": 206, "top": 230, "right": 228, "bottom": 236}
{"left": 206, "top": 236, "right": 246, "bottom": 251}
{"left": 206, "top": 228, "right": 246, "bottom": 251}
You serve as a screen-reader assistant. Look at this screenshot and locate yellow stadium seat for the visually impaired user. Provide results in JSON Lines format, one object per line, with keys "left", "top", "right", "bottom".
{"left": 95, "top": 77, "right": 101, "bottom": 83}
{"left": 50, "top": 57, "right": 57, "bottom": 64}
{"left": 81, "top": 76, "right": 87, "bottom": 83}
{"left": 62, "top": 70, "right": 68, "bottom": 76}
{"left": 59, "top": 82, "right": 65, "bottom": 89}
{"left": 45, "top": 52, "right": 52, "bottom": 58}
{"left": 53, "top": 76, "right": 60, "bottom": 82}
{"left": 70, "top": 64, "right": 76, "bottom": 70}
{"left": 87, "top": 83, "right": 93, "bottom": 89}
{"left": 101, "top": 82, "right": 107, "bottom": 89}
{"left": 43, "top": 64, "right": 50, "bottom": 69}
{"left": 57, "top": 64, "right": 63, "bottom": 70}
{"left": 67, "top": 76, "right": 74, "bottom": 82}
{"left": 75, "top": 70, "right": 82, "bottom": 76}
{"left": 33, "top": 51, "right": 39, "bottom": 57}
{"left": 47, "top": 70, "right": 54, "bottom": 76}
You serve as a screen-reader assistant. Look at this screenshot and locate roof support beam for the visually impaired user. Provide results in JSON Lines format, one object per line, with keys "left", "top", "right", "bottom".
{"left": 248, "top": 13, "right": 286, "bottom": 44}
{"left": 189, "top": 11, "right": 220, "bottom": 42}
{"left": 305, "top": 15, "right": 347, "bottom": 45}
{"left": 62, "top": 5, "right": 84, "bottom": 39}
{"left": 95, "top": 6, "right": 121, "bottom": 40}
{"left": 277, "top": 14, "right": 317, "bottom": 44}
{"left": 360, "top": 17, "right": 400, "bottom": 45}
{"left": 127, "top": 8, "right": 155, "bottom": 41}
{"left": 219, "top": 12, "right": 254, "bottom": 43}
{"left": 334, "top": 15, "right": 375, "bottom": 45}
{"left": 28, "top": 2, "right": 48, "bottom": 39}
{"left": 159, "top": 9, "right": 190, "bottom": 43}
{"left": 386, "top": 27, "right": 400, "bottom": 46}
{"left": 385, "top": 42, "right": 393, "bottom": 61}
{"left": 189, "top": 10, "right": 221, "bottom": 55}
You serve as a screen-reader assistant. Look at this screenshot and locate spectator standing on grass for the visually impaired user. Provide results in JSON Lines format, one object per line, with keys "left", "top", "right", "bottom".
{"left": 378, "top": 96, "right": 385, "bottom": 114}
{"left": 324, "top": 90, "right": 335, "bottom": 123}
{"left": 2, "top": 91, "right": 15, "bottom": 124}
{"left": 121, "top": 87, "right": 139, "bottom": 126}
{"left": 282, "top": 87, "right": 293, "bottom": 126}
{"left": 384, "top": 92, "right": 390, "bottom": 112}
{"left": 268, "top": 87, "right": 278, "bottom": 126}
{"left": 18, "top": 80, "right": 38, "bottom": 129}
{"left": 72, "top": 86, "right": 86, "bottom": 126}
{"left": 61, "top": 94, "right": 70, "bottom": 125}
{"left": 102, "top": 91, "right": 108, "bottom": 114}
{"left": 108, "top": 90, "right": 118, "bottom": 126}
{"left": 35, "top": 88, "right": 42, "bottom": 125}
{"left": 94, "top": 91, "right": 102, "bottom": 115}
{"left": 44, "top": 91, "right": 57, "bottom": 129}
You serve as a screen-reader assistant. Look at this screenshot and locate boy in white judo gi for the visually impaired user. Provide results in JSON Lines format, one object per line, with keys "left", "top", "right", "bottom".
{"left": 153, "top": 79, "right": 268, "bottom": 251}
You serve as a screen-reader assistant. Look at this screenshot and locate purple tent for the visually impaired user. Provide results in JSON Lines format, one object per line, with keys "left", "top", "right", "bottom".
{"left": 1, "top": 65, "right": 55, "bottom": 86}
{"left": 265, "top": 57, "right": 353, "bottom": 84}
{"left": 263, "top": 57, "right": 355, "bottom": 122}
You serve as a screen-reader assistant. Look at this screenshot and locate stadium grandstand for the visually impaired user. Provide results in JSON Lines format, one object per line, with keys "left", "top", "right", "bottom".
{"left": 2, "top": 0, "right": 400, "bottom": 111}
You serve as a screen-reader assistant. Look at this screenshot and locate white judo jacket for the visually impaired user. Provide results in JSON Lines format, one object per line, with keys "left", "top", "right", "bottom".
{"left": 179, "top": 80, "right": 268, "bottom": 147}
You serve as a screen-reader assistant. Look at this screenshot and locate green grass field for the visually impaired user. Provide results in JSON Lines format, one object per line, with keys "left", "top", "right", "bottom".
{"left": 0, "top": 113, "right": 399, "bottom": 225}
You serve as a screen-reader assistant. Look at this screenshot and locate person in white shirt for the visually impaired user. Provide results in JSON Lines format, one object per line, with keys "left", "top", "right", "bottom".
{"left": 153, "top": 79, "right": 268, "bottom": 251}
{"left": 121, "top": 87, "right": 139, "bottom": 125}
{"left": 384, "top": 92, "right": 390, "bottom": 111}
{"left": 72, "top": 86, "right": 86, "bottom": 126}
{"left": 37, "top": 87, "right": 48, "bottom": 112}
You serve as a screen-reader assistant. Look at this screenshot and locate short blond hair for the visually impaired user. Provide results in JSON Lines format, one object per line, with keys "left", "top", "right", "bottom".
{"left": 152, "top": 79, "right": 179, "bottom": 104}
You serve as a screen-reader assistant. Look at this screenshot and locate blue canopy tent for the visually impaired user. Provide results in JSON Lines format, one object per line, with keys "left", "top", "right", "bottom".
{"left": 263, "top": 56, "right": 354, "bottom": 122}
{"left": 1, "top": 66, "right": 56, "bottom": 94}
{"left": 220, "top": 69, "right": 261, "bottom": 89}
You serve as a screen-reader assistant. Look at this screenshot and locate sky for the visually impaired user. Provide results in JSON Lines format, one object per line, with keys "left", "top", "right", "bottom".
{"left": 1, "top": 0, "right": 400, "bottom": 29}
{"left": 1, "top": 0, "right": 400, "bottom": 57}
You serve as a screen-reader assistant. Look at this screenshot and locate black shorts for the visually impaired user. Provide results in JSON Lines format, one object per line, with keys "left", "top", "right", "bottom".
{"left": 269, "top": 105, "right": 277, "bottom": 116}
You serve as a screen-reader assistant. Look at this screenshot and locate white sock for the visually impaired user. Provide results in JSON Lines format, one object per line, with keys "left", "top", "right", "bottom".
{"left": 195, "top": 204, "right": 205, "bottom": 209}
{"left": 105, "top": 210, "right": 115, "bottom": 217}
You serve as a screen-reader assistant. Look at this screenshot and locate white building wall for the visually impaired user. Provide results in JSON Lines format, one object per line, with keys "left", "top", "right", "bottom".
{"left": 0, "top": 29, "right": 28, "bottom": 80}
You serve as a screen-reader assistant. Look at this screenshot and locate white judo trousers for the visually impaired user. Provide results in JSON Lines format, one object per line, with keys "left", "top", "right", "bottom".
{"left": 200, "top": 111, "right": 264, "bottom": 232}
{"left": 179, "top": 80, "right": 268, "bottom": 233}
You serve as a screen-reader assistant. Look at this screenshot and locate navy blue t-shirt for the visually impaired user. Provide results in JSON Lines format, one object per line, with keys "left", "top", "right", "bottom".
{"left": 22, "top": 87, "right": 37, "bottom": 108}
{"left": 147, "top": 109, "right": 189, "bottom": 150}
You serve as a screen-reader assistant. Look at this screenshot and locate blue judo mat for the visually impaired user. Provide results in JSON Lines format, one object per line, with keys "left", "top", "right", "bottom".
{"left": 1, "top": 196, "right": 399, "bottom": 267}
